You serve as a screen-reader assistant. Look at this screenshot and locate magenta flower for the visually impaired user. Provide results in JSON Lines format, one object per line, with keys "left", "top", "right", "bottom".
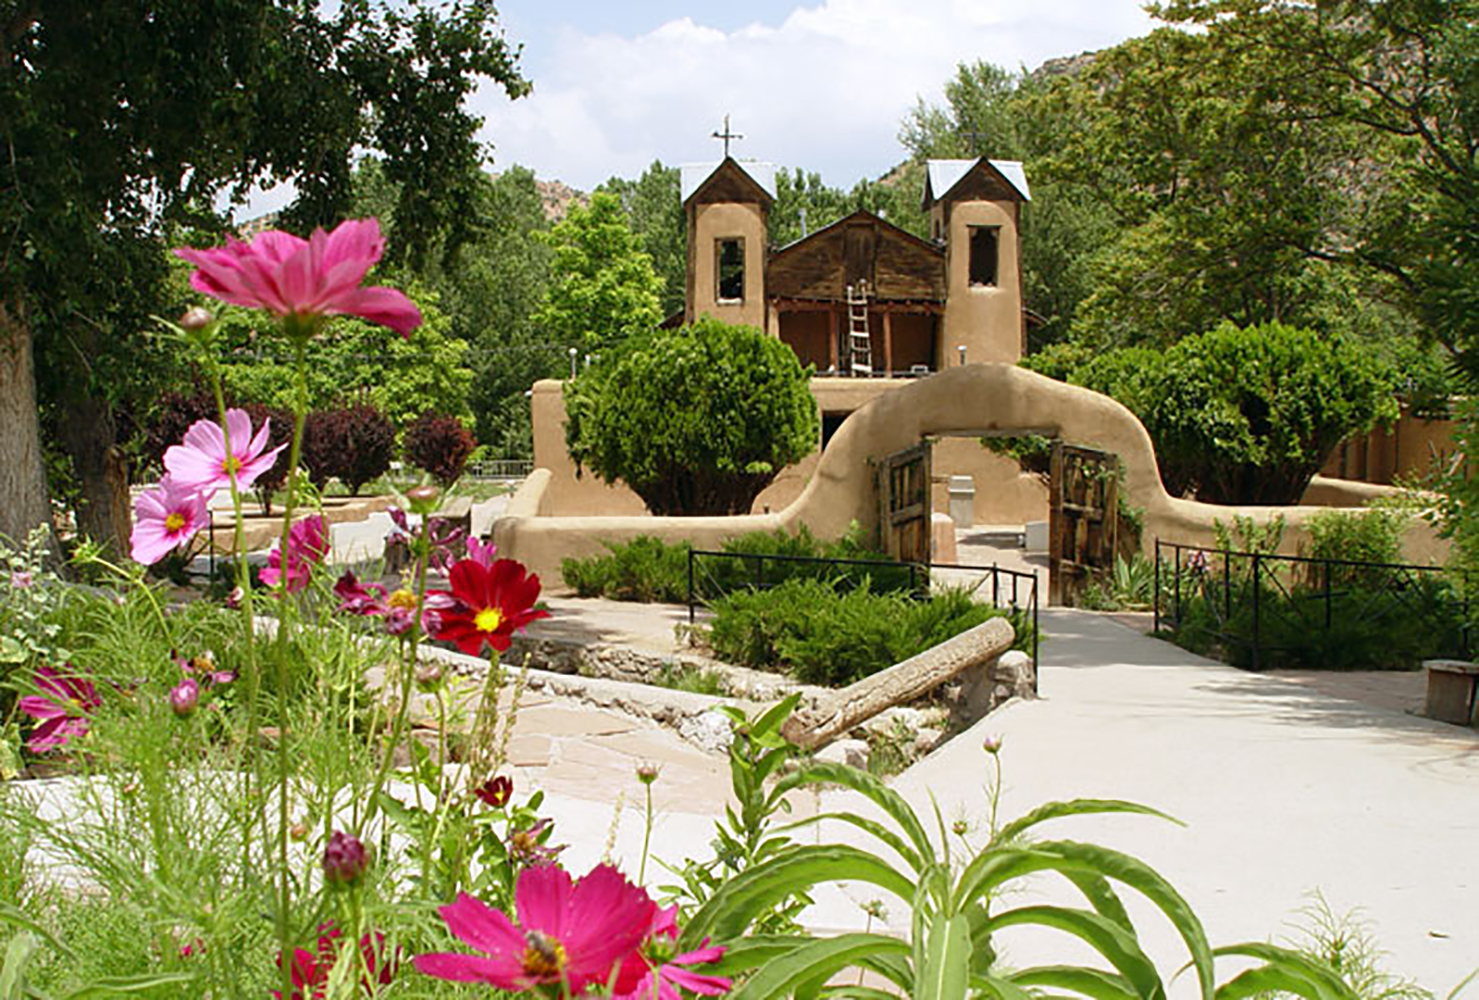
{"left": 261, "top": 515, "right": 330, "bottom": 594}
{"left": 333, "top": 571, "right": 430, "bottom": 636}
{"left": 465, "top": 536, "right": 498, "bottom": 569}
{"left": 10, "top": 570, "right": 33, "bottom": 589}
{"left": 130, "top": 475, "right": 210, "bottom": 565}
{"left": 274, "top": 923, "right": 397, "bottom": 1000}
{"left": 18, "top": 664, "right": 101, "bottom": 753}
{"left": 175, "top": 218, "right": 422, "bottom": 337}
{"left": 385, "top": 506, "right": 466, "bottom": 573}
{"left": 414, "top": 863, "right": 657, "bottom": 994}
{"left": 169, "top": 678, "right": 199, "bottom": 717}
{"left": 163, "top": 409, "right": 286, "bottom": 498}
{"left": 614, "top": 905, "right": 732, "bottom": 1000}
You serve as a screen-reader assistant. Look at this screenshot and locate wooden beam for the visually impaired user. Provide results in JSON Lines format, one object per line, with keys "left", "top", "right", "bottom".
{"left": 882, "top": 311, "right": 893, "bottom": 378}
{"left": 769, "top": 297, "right": 943, "bottom": 314}
{"left": 827, "top": 307, "right": 839, "bottom": 373}
{"left": 781, "top": 617, "right": 1015, "bottom": 749}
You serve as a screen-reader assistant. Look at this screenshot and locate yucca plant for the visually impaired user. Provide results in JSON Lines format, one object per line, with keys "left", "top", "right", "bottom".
{"left": 678, "top": 758, "right": 1360, "bottom": 999}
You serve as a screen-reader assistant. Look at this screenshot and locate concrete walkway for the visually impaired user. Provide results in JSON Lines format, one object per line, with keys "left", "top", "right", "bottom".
{"left": 810, "top": 608, "right": 1479, "bottom": 992}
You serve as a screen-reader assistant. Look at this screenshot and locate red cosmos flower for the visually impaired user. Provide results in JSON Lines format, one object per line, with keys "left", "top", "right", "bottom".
{"left": 175, "top": 219, "right": 422, "bottom": 338}
{"left": 18, "top": 664, "right": 101, "bottom": 753}
{"left": 428, "top": 558, "right": 548, "bottom": 656}
{"left": 273, "top": 924, "right": 397, "bottom": 1000}
{"left": 414, "top": 864, "right": 656, "bottom": 994}
{"left": 474, "top": 774, "right": 513, "bottom": 808}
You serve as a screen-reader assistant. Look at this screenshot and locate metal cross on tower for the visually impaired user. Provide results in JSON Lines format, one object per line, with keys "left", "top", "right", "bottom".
{"left": 712, "top": 114, "right": 743, "bottom": 158}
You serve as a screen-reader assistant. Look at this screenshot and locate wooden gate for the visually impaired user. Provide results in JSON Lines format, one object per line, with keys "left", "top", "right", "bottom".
{"left": 877, "top": 441, "right": 931, "bottom": 564}
{"left": 1049, "top": 443, "right": 1119, "bottom": 606}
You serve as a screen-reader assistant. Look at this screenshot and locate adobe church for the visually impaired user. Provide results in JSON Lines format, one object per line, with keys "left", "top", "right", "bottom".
{"left": 529, "top": 153, "right": 1048, "bottom": 525}
{"left": 681, "top": 155, "right": 1030, "bottom": 376}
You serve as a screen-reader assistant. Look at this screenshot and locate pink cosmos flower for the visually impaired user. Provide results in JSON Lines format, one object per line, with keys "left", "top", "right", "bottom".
{"left": 613, "top": 905, "right": 732, "bottom": 1000}
{"left": 18, "top": 664, "right": 101, "bottom": 753}
{"left": 465, "top": 536, "right": 498, "bottom": 569}
{"left": 414, "top": 863, "right": 657, "bottom": 994}
{"left": 261, "top": 515, "right": 330, "bottom": 594}
{"left": 163, "top": 409, "right": 286, "bottom": 498}
{"left": 174, "top": 218, "right": 422, "bottom": 337}
{"left": 130, "top": 475, "right": 210, "bottom": 565}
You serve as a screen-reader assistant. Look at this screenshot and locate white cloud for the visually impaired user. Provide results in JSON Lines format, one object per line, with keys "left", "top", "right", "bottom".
{"left": 475, "top": 0, "right": 1159, "bottom": 191}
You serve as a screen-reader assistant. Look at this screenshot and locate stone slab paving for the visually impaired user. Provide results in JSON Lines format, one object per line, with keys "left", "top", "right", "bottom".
{"left": 805, "top": 607, "right": 1479, "bottom": 993}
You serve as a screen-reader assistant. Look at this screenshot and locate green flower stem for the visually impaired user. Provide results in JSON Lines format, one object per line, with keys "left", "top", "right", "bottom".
{"left": 359, "top": 513, "right": 433, "bottom": 838}
{"left": 272, "top": 335, "right": 311, "bottom": 1000}
{"left": 204, "top": 359, "right": 266, "bottom": 892}
{"left": 424, "top": 683, "right": 451, "bottom": 889}
{"left": 639, "top": 781, "right": 653, "bottom": 886}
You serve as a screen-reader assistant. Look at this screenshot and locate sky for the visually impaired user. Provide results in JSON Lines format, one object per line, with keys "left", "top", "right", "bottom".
{"left": 239, "top": 1, "right": 1160, "bottom": 218}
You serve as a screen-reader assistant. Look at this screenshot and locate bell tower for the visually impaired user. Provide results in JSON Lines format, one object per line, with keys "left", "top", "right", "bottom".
{"left": 681, "top": 156, "right": 775, "bottom": 331}
{"left": 923, "top": 158, "right": 1030, "bottom": 366}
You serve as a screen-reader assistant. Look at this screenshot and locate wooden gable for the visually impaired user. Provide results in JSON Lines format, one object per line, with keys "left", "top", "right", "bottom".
{"left": 941, "top": 167, "right": 1023, "bottom": 206}
{"left": 685, "top": 158, "right": 774, "bottom": 206}
{"left": 767, "top": 211, "right": 944, "bottom": 303}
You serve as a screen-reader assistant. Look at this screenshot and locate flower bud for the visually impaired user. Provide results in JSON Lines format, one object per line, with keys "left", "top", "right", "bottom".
{"left": 636, "top": 762, "right": 660, "bottom": 786}
{"left": 322, "top": 830, "right": 368, "bottom": 885}
{"left": 405, "top": 484, "right": 440, "bottom": 516}
{"left": 951, "top": 819, "right": 968, "bottom": 836}
{"left": 170, "top": 678, "right": 200, "bottom": 717}
{"left": 414, "top": 661, "right": 444, "bottom": 692}
{"left": 179, "top": 307, "right": 215, "bottom": 332}
{"left": 982, "top": 734, "right": 1002, "bottom": 756}
{"left": 289, "top": 821, "right": 309, "bottom": 842}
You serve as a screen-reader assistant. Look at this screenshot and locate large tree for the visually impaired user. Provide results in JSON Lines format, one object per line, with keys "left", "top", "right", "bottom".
{"left": 1154, "top": 0, "right": 1479, "bottom": 376}
{"left": 599, "top": 161, "right": 686, "bottom": 318}
{"left": 0, "top": 1, "right": 527, "bottom": 550}
{"left": 532, "top": 191, "right": 664, "bottom": 354}
{"left": 563, "top": 318, "right": 820, "bottom": 516}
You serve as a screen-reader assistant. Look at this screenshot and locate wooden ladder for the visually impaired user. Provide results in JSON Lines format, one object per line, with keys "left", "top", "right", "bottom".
{"left": 846, "top": 280, "right": 872, "bottom": 376}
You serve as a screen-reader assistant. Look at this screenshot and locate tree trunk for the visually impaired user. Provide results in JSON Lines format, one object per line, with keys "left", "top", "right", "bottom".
{"left": 57, "top": 385, "right": 130, "bottom": 555}
{"left": 0, "top": 298, "right": 53, "bottom": 547}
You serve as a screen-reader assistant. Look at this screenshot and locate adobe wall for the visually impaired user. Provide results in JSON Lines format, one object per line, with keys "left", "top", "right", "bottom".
{"left": 500, "top": 364, "right": 1443, "bottom": 588}
{"left": 1321, "top": 409, "right": 1459, "bottom": 485}
{"left": 529, "top": 376, "right": 1047, "bottom": 525}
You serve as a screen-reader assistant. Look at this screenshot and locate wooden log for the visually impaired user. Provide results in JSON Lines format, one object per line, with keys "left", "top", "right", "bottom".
{"left": 781, "top": 616, "right": 1015, "bottom": 749}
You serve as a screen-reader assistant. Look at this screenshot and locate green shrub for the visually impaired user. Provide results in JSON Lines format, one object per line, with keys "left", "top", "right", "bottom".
{"left": 1080, "top": 553, "right": 1157, "bottom": 611}
{"left": 561, "top": 524, "right": 906, "bottom": 605}
{"left": 704, "top": 580, "right": 1031, "bottom": 686}
{"left": 1305, "top": 507, "right": 1406, "bottom": 567}
{"left": 1168, "top": 568, "right": 1466, "bottom": 670}
{"left": 561, "top": 536, "right": 691, "bottom": 603}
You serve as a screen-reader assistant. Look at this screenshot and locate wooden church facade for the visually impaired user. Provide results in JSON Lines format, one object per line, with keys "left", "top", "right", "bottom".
{"left": 679, "top": 155, "right": 1031, "bottom": 377}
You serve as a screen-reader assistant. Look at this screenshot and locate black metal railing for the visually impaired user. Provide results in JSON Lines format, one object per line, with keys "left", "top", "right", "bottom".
{"left": 686, "top": 548, "right": 1039, "bottom": 671}
{"left": 466, "top": 459, "right": 533, "bottom": 480}
{"left": 1154, "top": 538, "right": 1470, "bottom": 671}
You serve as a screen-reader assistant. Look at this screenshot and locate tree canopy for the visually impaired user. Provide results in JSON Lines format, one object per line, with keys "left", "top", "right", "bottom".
{"left": 563, "top": 318, "right": 820, "bottom": 516}
{"left": 0, "top": 0, "right": 527, "bottom": 548}
{"left": 532, "top": 191, "right": 665, "bottom": 354}
{"left": 1027, "top": 323, "right": 1399, "bottom": 504}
